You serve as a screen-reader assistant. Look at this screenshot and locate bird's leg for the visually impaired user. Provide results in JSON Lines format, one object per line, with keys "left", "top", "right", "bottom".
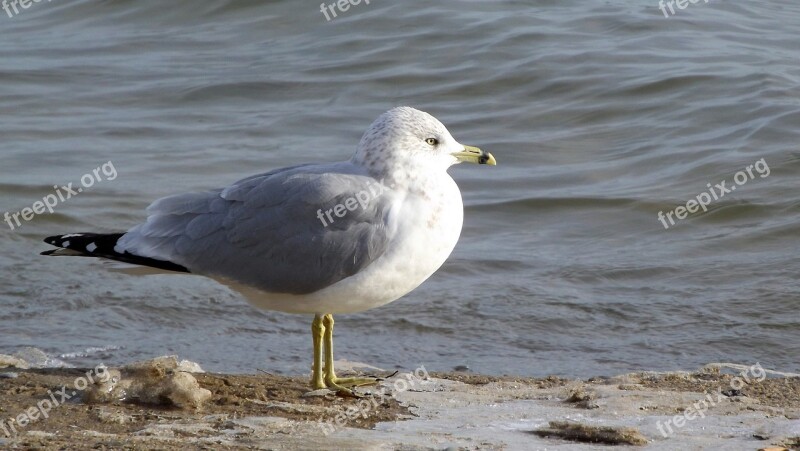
{"left": 310, "top": 314, "right": 326, "bottom": 390}
{"left": 322, "top": 313, "right": 382, "bottom": 393}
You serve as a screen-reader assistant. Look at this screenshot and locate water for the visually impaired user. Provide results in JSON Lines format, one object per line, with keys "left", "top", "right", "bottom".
{"left": 1, "top": 0, "right": 798, "bottom": 377}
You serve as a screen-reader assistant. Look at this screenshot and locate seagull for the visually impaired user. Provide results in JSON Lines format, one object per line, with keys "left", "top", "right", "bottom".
{"left": 42, "top": 106, "right": 496, "bottom": 394}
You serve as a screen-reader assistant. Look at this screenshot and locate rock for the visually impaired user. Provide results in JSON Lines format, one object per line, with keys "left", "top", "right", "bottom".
{"left": 84, "top": 357, "right": 211, "bottom": 409}
{"left": 84, "top": 368, "right": 128, "bottom": 404}
{"left": 159, "top": 371, "right": 212, "bottom": 409}
{"left": 177, "top": 359, "right": 205, "bottom": 373}
{"left": 532, "top": 420, "right": 648, "bottom": 446}
{"left": 564, "top": 385, "right": 599, "bottom": 409}
{"left": 13, "top": 347, "right": 68, "bottom": 368}
{"left": 0, "top": 355, "right": 29, "bottom": 369}
{"left": 302, "top": 388, "right": 334, "bottom": 398}
{"left": 92, "top": 408, "right": 134, "bottom": 425}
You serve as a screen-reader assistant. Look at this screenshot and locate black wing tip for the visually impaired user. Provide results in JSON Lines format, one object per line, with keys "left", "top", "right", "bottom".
{"left": 41, "top": 232, "right": 190, "bottom": 273}
{"left": 42, "top": 233, "right": 118, "bottom": 256}
{"left": 44, "top": 235, "right": 64, "bottom": 245}
{"left": 43, "top": 234, "right": 91, "bottom": 246}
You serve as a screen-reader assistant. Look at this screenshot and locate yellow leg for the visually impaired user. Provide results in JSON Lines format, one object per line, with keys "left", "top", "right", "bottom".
{"left": 310, "top": 314, "right": 325, "bottom": 390}
{"left": 321, "top": 314, "right": 381, "bottom": 393}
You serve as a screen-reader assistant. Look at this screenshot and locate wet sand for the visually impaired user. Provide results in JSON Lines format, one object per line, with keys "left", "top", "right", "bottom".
{"left": 0, "top": 357, "right": 798, "bottom": 450}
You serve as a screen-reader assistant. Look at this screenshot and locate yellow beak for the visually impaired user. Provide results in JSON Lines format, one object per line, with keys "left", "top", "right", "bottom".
{"left": 452, "top": 145, "right": 497, "bottom": 166}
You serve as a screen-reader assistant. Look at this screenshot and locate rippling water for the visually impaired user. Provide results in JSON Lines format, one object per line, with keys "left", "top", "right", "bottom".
{"left": 1, "top": 0, "right": 798, "bottom": 377}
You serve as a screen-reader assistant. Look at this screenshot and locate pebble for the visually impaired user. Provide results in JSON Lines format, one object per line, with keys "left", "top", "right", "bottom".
{"left": 301, "top": 389, "right": 334, "bottom": 398}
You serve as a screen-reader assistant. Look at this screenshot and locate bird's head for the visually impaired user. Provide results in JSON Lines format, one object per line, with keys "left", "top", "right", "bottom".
{"left": 352, "top": 107, "right": 496, "bottom": 177}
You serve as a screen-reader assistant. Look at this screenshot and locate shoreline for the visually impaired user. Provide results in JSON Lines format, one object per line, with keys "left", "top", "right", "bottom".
{"left": 0, "top": 356, "right": 798, "bottom": 450}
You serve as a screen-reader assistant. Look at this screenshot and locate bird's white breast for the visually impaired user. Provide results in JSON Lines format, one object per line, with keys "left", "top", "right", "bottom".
{"left": 231, "top": 174, "right": 464, "bottom": 315}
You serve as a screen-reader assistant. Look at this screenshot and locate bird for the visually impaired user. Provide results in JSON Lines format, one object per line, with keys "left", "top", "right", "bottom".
{"left": 41, "top": 106, "right": 496, "bottom": 395}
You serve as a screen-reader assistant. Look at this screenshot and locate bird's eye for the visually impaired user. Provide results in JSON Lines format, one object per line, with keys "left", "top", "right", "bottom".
{"left": 425, "top": 138, "right": 439, "bottom": 146}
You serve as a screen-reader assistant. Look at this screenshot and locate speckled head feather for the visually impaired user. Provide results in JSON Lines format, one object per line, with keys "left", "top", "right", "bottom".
{"left": 352, "top": 107, "right": 465, "bottom": 180}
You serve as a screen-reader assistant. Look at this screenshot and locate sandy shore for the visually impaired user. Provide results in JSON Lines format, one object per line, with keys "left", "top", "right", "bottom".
{"left": 0, "top": 355, "right": 798, "bottom": 450}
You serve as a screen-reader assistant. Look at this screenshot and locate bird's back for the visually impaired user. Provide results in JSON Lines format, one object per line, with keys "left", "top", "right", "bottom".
{"left": 116, "top": 161, "right": 395, "bottom": 295}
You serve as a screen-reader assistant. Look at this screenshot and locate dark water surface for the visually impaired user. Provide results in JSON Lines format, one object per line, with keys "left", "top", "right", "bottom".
{"left": 1, "top": 0, "right": 798, "bottom": 377}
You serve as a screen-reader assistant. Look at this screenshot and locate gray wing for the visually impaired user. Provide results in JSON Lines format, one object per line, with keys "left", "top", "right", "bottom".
{"left": 116, "top": 162, "right": 393, "bottom": 294}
